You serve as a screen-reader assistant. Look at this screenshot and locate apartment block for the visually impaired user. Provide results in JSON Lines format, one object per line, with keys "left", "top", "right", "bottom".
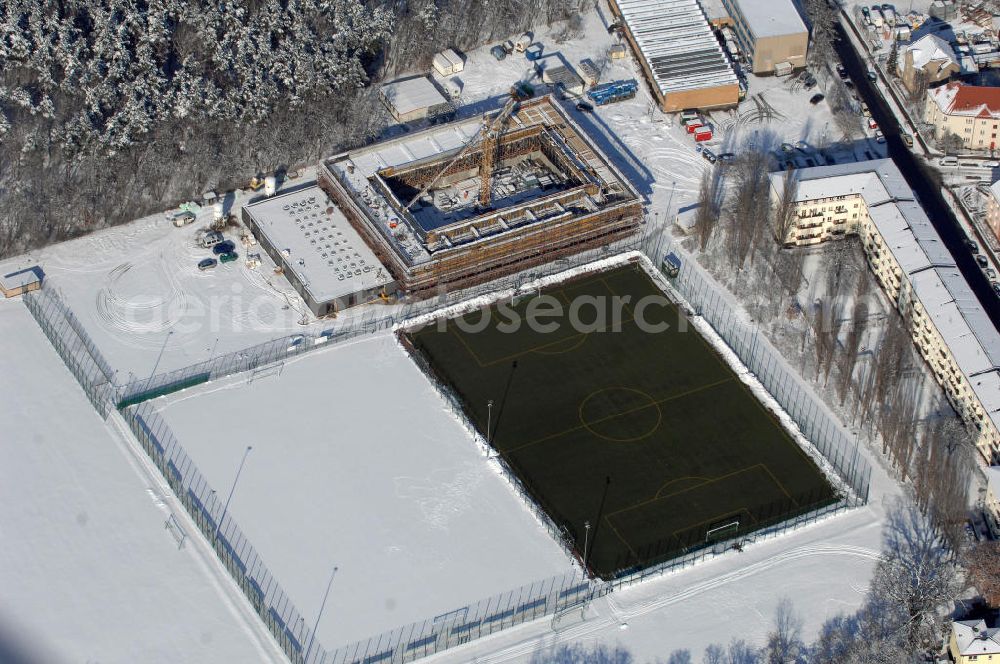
{"left": 925, "top": 82, "right": 1000, "bottom": 151}
{"left": 769, "top": 160, "right": 1000, "bottom": 464}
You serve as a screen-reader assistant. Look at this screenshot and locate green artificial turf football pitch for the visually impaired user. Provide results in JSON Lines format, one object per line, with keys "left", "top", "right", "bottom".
{"left": 406, "top": 263, "right": 837, "bottom": 578}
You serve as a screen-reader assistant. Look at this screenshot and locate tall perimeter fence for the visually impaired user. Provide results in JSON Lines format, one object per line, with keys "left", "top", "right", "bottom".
{"left": 23, "top": 284, "right": 117, "bottom": 417}
{"left": 114, "top": 234, "right": 648, "bottom": 410}
{"left": 20, "top": 221, "right": 872, "bottom": 664}
{"left": 638, "top": 237, "right": 872, "bottom": 505}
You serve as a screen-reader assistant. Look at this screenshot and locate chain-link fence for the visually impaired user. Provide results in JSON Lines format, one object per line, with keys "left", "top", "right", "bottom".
{"left": 640, "top": 238, "right": 872, "bottom": 504}
{"left": 118, "top": 399, "right": 598, "bottom": 664}
{"left": 316, "top": 570, "right": 594, "bottom": 664}
{"left": 23, "top": 284, "right": 117, "bottom": 417}
{"left": 21, "top": 221, "right": 870, "bottom": 664}
{"left": 116, "top": 233, "right": 650, "bottom": 410}
{"left": 119, "top": 401, "right": 320, "bottom": 662}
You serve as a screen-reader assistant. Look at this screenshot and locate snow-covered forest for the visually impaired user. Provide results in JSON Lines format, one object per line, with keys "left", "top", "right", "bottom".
{"left": 0, "top": 0, "right": 583, "bottom": 256}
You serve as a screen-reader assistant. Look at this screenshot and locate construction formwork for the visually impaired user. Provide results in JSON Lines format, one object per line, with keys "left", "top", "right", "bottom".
{"left": 318, "top": 95, "right": 643, "bottom": 298}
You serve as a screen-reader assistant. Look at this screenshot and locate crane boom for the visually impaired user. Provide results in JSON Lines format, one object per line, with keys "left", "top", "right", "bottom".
{"left": 479, "top": 96, "right": 519, "bottom": 207}
{"left": 403, "top": 95, "right": 519, "bottom": 211}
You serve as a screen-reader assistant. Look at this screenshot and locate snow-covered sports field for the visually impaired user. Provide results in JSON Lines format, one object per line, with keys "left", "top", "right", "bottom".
{"left": 152, "top": 333, "right": 573, "bottom": 651}
{"left": 0, "top": 299, "right": 284, "bottom": 664}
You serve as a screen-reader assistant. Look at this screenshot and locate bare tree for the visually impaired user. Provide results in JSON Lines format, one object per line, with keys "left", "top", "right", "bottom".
{"left": 964, "top": 541, "right": 1000, "bottom": 606}
{"left": 836, "top": 301, "right": 869, "bottom": 405}
{"left": 772, "top": 168, "right": 799, "bottom": 245}
{"left": 725, "top": 148, "right": 772, "bottom": 270}
{"left": 908, "top": 70, "right": 929, "bottom": 110}
{"left": 695, "top": 168, "right": 725, "bottom": 252}
{"left": 872, "top": 502, "right": 965, "bottom": 649}
{"left": 938, "top": 130, "right": 966, "bottom": 155}
{"left": 763, "top": 598, "right": 805, "bottom": 663}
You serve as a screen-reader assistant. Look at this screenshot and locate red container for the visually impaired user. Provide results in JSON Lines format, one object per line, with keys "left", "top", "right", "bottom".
{"left": 685, "top": 120, "right": 703, "bottom": 133}
{"left": 694, "top": 128, "right": 713, "bottom": 142}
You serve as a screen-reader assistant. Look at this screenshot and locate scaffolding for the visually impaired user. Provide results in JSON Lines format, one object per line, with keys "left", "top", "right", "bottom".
{"left": 320, "top": 95, "right": 644, "bottom": 299}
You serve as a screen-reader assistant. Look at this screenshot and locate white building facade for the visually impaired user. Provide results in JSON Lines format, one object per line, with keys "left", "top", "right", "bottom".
{"left": 769, "top": 160, "right": 1000, "bottom": 464}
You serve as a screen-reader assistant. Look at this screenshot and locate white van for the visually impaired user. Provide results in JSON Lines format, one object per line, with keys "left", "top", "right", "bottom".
{"left": 938, "top": 156, "right": 958, "bottom": 167}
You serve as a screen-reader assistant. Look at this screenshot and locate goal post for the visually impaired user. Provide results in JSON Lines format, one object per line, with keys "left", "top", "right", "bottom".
{"left": 705, "top": 519, "right": 740, "bottom": 543}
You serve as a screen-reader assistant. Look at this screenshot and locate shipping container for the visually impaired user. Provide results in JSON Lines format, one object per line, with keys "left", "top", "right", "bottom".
{"left": 442, "top": 48, "right": 464, "bottom": 73}
{"left": 432, "top": 52, "right": 455, "bottom": 76}
{"left": 694, "top": 127, "right": 713, "bottom": 142}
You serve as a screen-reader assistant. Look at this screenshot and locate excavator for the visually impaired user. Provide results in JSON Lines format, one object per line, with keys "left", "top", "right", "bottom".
{"left": 404, "top": 87, "right": 525, "bottom": 211}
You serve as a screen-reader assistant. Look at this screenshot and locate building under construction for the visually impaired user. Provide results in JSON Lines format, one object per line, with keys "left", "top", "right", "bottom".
{"left": 318, "top": 95, "right": 643, "bottom": 297}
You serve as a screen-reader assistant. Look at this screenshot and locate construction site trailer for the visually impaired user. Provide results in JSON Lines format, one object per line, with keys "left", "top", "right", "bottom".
{"left": 433, "top": 52, "right": 455, "bottom": 76}
{"left": 241, "top": 186, "right": 395, "bottom": 316}
{"left": 608, "top": 0, "right": 740, "bottom": 112}
{"left": 443, "top": 48, "right": 465, "bottom": 72}
{"left": 380, "top": 76, "right": 452, "bottom": 123}
{"left": 609, "top": 44, "right": 628, "bottom": 60}
{"left": 542, "top": 65, "right": 586, "bottom": 96}
{"left": 0, "top": 266, "right": 42, "bottom": 298}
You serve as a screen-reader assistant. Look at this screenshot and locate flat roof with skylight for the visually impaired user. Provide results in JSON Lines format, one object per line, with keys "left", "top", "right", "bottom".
{"left": 611, "top": 0, "right": 737, "bottom": 95}
{"left": 242, "top": 186, "right": 393, "bottom": 312}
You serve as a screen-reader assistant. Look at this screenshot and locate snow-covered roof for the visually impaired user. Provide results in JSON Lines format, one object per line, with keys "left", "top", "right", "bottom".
{"left": 988, "top": 466, "right": 1000, "bottom": 498}
{"left": 614, "top": 0, "right": 738, "bottom": 95}
{"left": 990, "top": 179, "right": 1000, "bottom": 206}
{"left": 727, "top": 0, "right": 807, "bottom": 39}
{"left": 0, "top": 266, "right": 42, "bottom": 291}
{"left": 243, "top": 186, "right": 392, "bottom": 305}
{"left": 770, "top": 159, "right": 1000, "bottom": 434}
{"left": 952, "top": 620, "right": 1000, "bottom": 656}
{"left": 929, "top": 81, "right": 1000, "bottom": 119}
{"left": 380, "top": 76, "right": 448, "bottom": 116}
{"left": 906, "top": 34, "right": 958, "bottom": 73}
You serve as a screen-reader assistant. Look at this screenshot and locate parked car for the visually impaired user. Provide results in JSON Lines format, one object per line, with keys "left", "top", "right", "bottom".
{"left": 171, "top": 211, "right": 196, "bottom": 227}
{"left": 780, "top": 142, "right": 795, "bottom": 152}
{"left": 219, "top": 251, "right": 239, "bottom": 264}
{"left": 977, "top": 255, "right": 989, "bottom": 268}
{"left": 490, "top": 45, "right": 507, "bottom": 61}
{"left": 795, "top": 140, "right": 810, "bottom": 150}
{"left": 197, "top": 229, "right": 224, "bottom": 249}
{"left": 575, "top": 101, "right": 594, "bottom": 113}
{"left": 809, "top": 93, "right": 825, "bottom": 105}
{"left": 987, "top": 268, "right": 998, "bottom": 280}
{"left": 966, "top": 239, "right": 980, "bottom": 253}
{"left": 212, "top": 240, "right": 236, "bottom": 255}
{"left": 718, "top": 152, "right": 736, "bottom": 162}
{"left": 992, "top": 281, "right": 1000, "bottom": 296}
{"left": 701, "top": 149, "right": 717, "bottom": 164}
{"left": 874, "top": 130, "right": 885, "bottom": 143}
{"left": 867, "top": 69, "right": 877, "bottom": 82}
{"left": 197, "top": 258, "right": 217, "bottom": 271}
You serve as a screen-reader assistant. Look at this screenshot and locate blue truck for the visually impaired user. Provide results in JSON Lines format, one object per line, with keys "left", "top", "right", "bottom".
{"left": 586, "top": 79, "right": 638, "bottom": 106}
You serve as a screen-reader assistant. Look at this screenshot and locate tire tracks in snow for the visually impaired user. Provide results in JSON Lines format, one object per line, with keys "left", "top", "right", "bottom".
{"left": 445, "top": 543, "right": 879, "bottom": 664}
{"left": 608, "top": 543, "right": 879, "bottom": 620}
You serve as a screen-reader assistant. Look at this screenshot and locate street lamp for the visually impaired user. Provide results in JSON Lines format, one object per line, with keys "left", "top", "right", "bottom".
{"left": 304, "top": 565, "right": 339, "bottom": 664}
{"left": 486, "top": 399, "right": 495, "bottom": 446}
{"left": 582, "top": 520, "right": 591, "bottom": 574}
{"left": 215, "top": 445, "right": 252, "bottom": 544}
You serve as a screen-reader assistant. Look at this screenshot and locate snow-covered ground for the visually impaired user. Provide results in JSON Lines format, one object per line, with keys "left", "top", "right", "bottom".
{"left": 0, "top": 4, "right": 916, "bottom": 661}
{"left": 0, "top": 6, "right": 868, "bottom": 387}
{"left": 152, "top": 333, "right": 573, "bottom": 651}
{"left": 0, "top": 299, "right": 284, "bottom": 664}
{"left": 425, "top": 491, "right": 895, "bottom": 662}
